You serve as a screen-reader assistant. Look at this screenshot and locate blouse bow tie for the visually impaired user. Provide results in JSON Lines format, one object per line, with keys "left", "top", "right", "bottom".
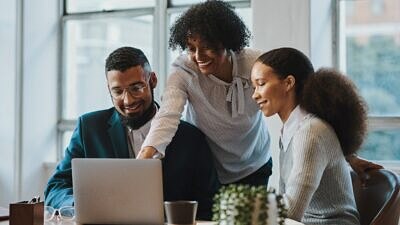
{"left": 226, "top": 77, "right": 250, "bottom": 118}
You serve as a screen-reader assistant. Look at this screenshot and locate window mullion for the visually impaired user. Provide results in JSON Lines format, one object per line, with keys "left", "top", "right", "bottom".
{"left": 368, "top": 117, "right": 400, "bottom": 131}
{"left": 63, "top": 8, "right": 154, "bottom": 21}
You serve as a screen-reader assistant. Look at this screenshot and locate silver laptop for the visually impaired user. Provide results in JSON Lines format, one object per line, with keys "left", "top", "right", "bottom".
{"left": 72, "top": 158, "right": 164, "bottom": 225}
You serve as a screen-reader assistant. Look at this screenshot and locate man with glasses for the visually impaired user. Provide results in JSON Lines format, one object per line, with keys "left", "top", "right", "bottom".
{"left": 44, "top": 46, "right": 219, "bottom": 220}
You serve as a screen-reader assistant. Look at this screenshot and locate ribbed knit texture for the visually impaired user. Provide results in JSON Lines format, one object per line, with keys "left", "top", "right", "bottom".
{"left": 142, "top": 49, "right": 271, "bottom": 183}
{"left": 280, "top": 114, "right": 360, "bottom": 225}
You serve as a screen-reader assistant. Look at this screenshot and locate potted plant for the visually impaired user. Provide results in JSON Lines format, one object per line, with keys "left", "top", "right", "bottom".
{"left": 212, "top": 184, "right": 287, "bottom": 225}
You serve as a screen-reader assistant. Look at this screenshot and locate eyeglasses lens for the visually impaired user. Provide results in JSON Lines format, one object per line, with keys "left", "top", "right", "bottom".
{"left": 44, "top": 206, "right": 75, "bottom": 221}
{"left": 44, "top": 206, "right": 55, "bottom": 221}
{"left": 60, "top": 207, "right": 75, "bottom": 220}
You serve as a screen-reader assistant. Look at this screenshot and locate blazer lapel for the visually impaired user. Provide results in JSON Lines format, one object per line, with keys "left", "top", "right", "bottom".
{"left": 108, "top": 110, "right": 129, "bottom": 158}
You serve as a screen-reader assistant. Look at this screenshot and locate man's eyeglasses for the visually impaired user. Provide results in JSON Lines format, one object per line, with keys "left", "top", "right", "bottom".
{"left": 44, "top": 206, "right": 75, "bottom": 221}
{"left": 110, "top": 75, "right": 151, "bottom": 100}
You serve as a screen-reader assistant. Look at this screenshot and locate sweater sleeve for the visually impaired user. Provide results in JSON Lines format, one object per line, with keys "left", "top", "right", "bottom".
{"left": 141, "top": 69, "right": 189, "bottom": 155}
{"left": 284, "top": 124, "right": 330, "bottom": 221}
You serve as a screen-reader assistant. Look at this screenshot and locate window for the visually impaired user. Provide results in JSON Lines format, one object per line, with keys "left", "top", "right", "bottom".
{"left": 58, "top": 0, "right": 252, "bottom": 160}
{"left": 337, "top": 0, "right": 400, "bottom": 165}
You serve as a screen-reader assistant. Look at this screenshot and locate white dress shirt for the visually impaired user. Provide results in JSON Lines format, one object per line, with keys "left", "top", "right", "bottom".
{"left": 126, "top": 118, "right": 152, "bottom": 158}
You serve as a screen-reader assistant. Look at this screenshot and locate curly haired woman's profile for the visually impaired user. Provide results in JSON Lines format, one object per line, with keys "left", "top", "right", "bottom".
{"left": 251, "top": 47, "right": 366, "bottom": 225}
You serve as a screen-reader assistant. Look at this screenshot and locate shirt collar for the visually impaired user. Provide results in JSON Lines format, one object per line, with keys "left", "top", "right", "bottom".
{"left": 128, "top": 117, "right": 152, "bottom": 137}
{"left": 126, "top": 105, "right": 158, "bottom": 137}
{"left": 281, "top": 105, "right": 308, "bottom": 152}
{"left": 126, "top": 106, "right": 158, "bottom": 158}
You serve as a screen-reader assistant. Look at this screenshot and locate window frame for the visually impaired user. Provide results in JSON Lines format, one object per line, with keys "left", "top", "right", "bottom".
{"left": 334, "top": 0, "right": 400, "bottom": 171}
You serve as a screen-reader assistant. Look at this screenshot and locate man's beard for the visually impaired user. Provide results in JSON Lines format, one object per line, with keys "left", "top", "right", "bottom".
{"left": 119, "top": 89, "right": 156, "bottom": 130}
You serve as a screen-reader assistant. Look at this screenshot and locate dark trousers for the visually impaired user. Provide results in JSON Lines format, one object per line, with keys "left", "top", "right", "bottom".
{"left": 161, "top": 145, "right": 219, "bottom": 220}
{"left": 231, "top": 158, "right": 273, "bottom": 186}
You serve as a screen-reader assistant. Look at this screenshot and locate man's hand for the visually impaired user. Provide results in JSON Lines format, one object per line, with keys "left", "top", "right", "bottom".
{"left": 137, "top": 146, "right": 157, "bottom": 159}
{"left": 347, "top": 154, "right": 383, "bottom": 183}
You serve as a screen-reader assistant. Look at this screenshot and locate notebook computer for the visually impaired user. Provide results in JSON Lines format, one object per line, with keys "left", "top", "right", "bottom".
{"left": 72, "top": 158, "right": 164, "bottom": 225}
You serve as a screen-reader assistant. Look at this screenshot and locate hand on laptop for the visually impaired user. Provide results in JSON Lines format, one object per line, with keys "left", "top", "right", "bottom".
{"left": 137, "top": 146, "right": 157, "bottom": 159}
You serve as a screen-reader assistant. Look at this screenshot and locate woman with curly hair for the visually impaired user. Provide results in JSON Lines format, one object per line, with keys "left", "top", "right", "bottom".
{"left": 251, "top": 47, "right": 364, "bottom": 224}
{"left": 138, "top": 0, "right": 272, "bottom": 186}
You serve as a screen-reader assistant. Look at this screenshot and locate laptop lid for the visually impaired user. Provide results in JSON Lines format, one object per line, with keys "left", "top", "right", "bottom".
{"left": 72, "top": 158, "right": 164, "bottom": 225}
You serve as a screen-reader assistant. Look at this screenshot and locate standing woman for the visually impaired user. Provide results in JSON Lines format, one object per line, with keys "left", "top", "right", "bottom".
{"left": 138, "top": 0, "right": 272, "bottom": 186}
{"left": 251, "top": 47, "right": 364, "bottom": 224}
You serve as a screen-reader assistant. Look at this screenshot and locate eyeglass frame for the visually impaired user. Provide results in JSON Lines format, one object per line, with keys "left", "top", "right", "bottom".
{"left": 44, "top": 205, "right": 75, "bottom": 221}
{"left": 108, "top": 73, "right": 152, "bottom": 100}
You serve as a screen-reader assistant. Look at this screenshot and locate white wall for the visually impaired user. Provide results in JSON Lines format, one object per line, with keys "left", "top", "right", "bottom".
{"left": 252, "top": 0, "right": 334, "bottom": 76}
{"left": 0, "top": 0, "right": 16, "bottom": 207}
{"left": 252, "top": 0, "right": 311, "bottom": 55}
{"left": 310, "top": 0, "right": 335, "bottom": 68}
{"left": 20, "top": 0, "right": 59, "bottom": 202}
{"left": 0, "top": 0, "right": 59, "bottom": 206}
{"left": 252, "top": 0, "right": 334, "bottom": 189}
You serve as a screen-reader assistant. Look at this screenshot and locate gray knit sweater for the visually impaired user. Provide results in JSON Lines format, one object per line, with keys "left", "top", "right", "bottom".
{"left": 279, "top": 111, "right": 360, "bottom": 225}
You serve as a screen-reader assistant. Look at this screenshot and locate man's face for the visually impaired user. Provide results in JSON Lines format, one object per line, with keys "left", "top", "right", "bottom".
{"left": 107, "top": 65, "right": 156, "bottom": 119}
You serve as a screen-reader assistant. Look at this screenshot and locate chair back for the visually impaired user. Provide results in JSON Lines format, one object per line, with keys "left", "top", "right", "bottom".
{"left": 351, "top": 168, "right": 400, "bottom": 225}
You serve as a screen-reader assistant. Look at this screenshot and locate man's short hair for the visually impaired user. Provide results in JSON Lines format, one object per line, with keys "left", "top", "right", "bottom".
{"left": 105, "top": 47, "right": 151, "bottom": 74}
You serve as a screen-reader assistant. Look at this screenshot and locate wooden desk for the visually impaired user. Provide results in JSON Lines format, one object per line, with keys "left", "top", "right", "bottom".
{"left": 0, "top": 219, "right": 304, "bottom": 225}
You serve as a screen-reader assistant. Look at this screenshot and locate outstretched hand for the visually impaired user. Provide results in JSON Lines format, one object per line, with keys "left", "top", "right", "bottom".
{"left": 137, "top": 146, "right": 157, "bottom": 159}
{"left": 347, "top": 154, "right": 383, "bottom": 183}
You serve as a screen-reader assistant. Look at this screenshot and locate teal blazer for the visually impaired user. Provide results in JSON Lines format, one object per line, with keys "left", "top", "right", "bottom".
{"left": 44, "top": 108, "right": 218, "bottom": 220}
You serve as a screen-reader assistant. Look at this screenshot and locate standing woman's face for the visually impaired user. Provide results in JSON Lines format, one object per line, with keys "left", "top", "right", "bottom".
{"left": 186, "top": 36, "right": 228, "bottom": 76}
{"left": 251, "top": 62, "right": 291, "bottom": 118}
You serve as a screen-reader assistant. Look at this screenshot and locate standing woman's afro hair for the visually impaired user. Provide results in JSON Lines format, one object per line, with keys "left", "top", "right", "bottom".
{"left": 169, "top": 0, "right": 251, "bottom": 52}
{"left": 300, "top": 68, "right": 368, "bottom": 155}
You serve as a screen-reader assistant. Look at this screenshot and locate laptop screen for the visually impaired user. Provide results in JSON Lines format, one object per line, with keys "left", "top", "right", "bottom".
{"left": 72, "top": 158, "right": 164, "bottom": 225}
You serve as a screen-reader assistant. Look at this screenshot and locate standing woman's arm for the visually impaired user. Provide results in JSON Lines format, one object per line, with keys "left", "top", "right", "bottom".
{"left": 140, "top": 69, "right": 190, "bottom": 157}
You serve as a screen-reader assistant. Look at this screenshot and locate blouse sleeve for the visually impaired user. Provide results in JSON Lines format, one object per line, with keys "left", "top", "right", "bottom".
{"left": 141, "top": 69, "right": 190, "bottom": 155}
{"left": 284, "top": 124, "right": 330, "bottom": 221}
